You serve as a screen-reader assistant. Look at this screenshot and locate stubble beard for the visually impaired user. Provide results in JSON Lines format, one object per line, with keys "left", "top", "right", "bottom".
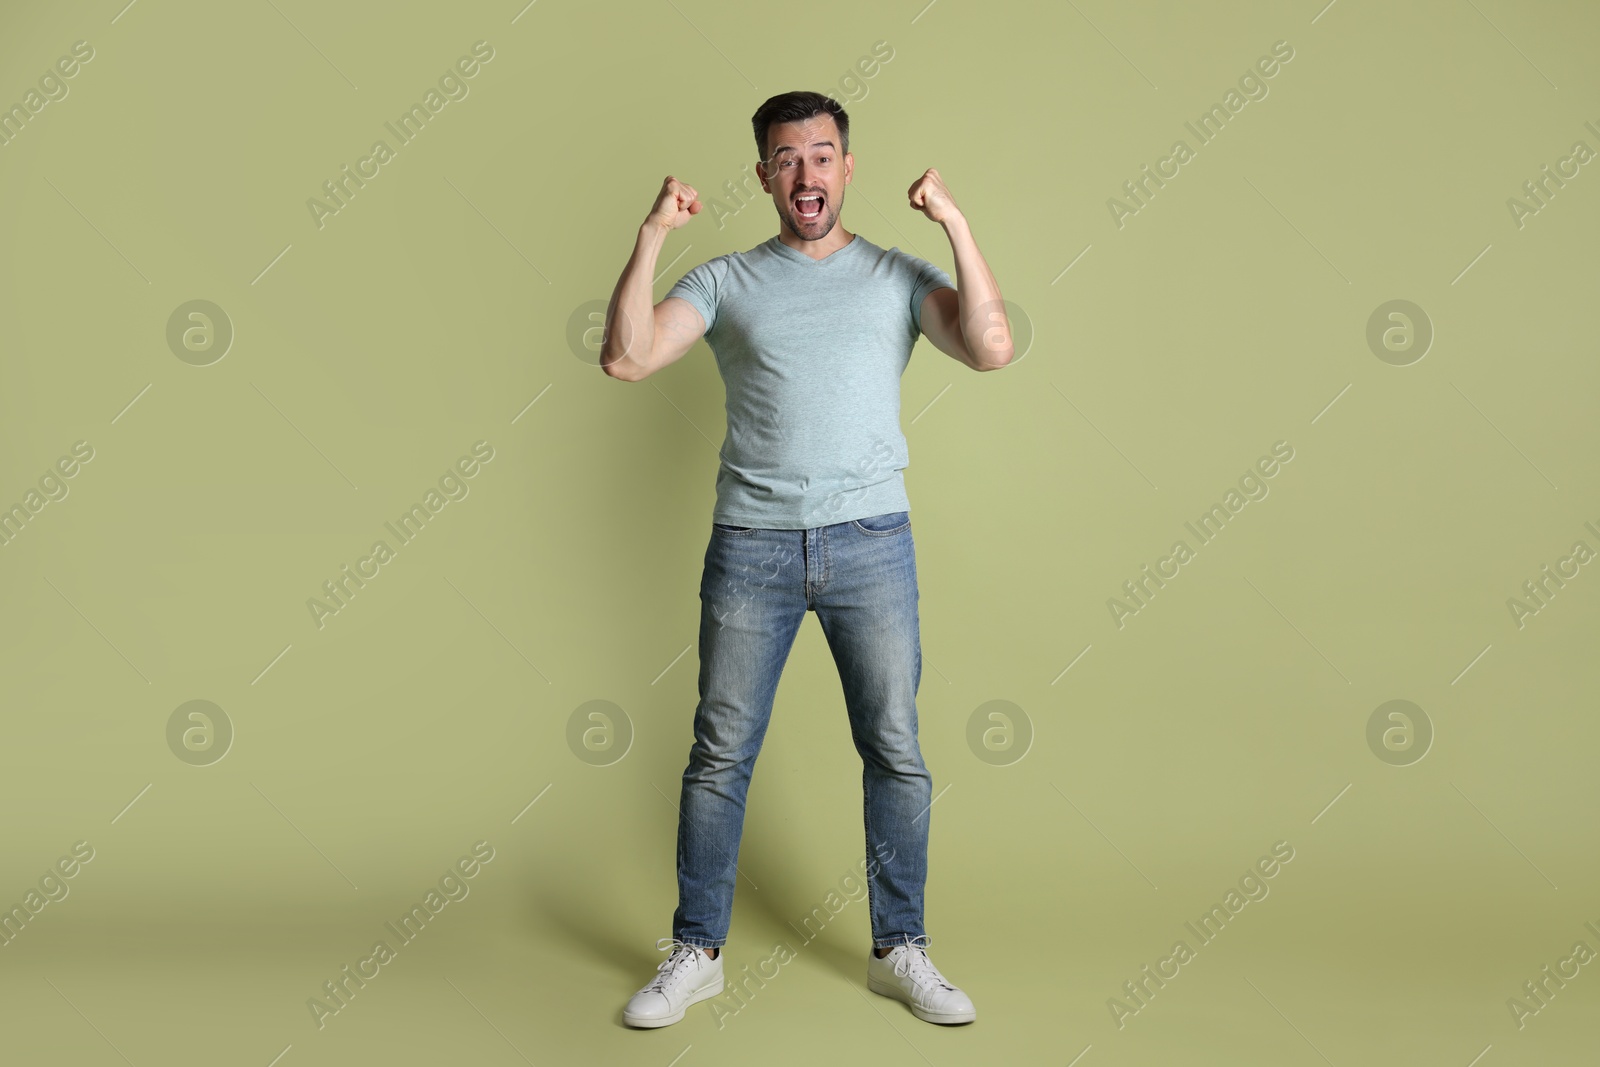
{"left": 781, "top": 190, "right": 843, "bottom": 242}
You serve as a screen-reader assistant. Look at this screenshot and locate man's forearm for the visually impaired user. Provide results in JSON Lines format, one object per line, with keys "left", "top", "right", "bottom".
{"left": 941, "top": 215, "right": 1013, "bottom": 369}
{"left": 602, "top": 222, "right": 669, "bottom": 379}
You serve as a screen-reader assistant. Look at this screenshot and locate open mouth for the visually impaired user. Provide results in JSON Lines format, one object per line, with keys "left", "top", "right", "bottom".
{"left": 794, "top": 193, "right": 824, "bottom": 220}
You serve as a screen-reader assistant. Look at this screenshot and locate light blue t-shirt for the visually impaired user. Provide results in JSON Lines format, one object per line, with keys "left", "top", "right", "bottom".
{"left": 664, "top": 233, "right": 954, "bottom": 530}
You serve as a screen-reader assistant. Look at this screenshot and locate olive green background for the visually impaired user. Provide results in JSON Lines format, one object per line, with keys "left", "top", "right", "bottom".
{"left": 2, "top": 0, "right": 1597, "bottom": 1064}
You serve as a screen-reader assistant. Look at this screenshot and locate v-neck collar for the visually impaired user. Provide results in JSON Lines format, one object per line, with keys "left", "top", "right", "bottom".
{"left": 765, "top": 233, "right": 860, "bottom": 267}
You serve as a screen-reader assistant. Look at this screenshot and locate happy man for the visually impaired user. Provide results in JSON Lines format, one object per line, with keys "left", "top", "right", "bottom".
{"left": 601, "top": 89, "right": 1011, "bottom": 1029}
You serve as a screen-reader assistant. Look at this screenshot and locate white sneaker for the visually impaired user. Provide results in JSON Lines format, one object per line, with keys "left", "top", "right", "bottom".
{"left": 867, "top": 937, "right": 975, "bottom": 1024}
{"left": 623, "top": 937, "right": 724, "bottom": 1028}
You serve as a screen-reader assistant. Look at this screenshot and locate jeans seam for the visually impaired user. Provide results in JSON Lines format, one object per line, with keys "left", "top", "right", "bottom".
{"left": 865, "top": 769, "right": 878, "bottom": 941}
{"left": 677, "top": 937, "right": 724, "bottom": 949}
{"left": 872, "top": 933, "right": 930, "bottom": 949}
{"left": 850, "top": 516, "right": 911, "bottom": 537}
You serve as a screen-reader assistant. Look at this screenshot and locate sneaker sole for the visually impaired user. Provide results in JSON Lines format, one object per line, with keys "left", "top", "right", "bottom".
{"left": 866, "top": 975, "right": 976, "bottom": 1025}
{"left": 623, "top": 975, "right": 725, "bottom": 1029}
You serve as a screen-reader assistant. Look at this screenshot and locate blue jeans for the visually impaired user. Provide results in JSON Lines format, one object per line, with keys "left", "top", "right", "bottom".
{"left": 672, "top": 511, "right": 932, "bottom": 950}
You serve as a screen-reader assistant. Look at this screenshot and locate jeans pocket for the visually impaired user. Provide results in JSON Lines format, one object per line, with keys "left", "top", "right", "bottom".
{"left": 712, "top": 522, "right": 759, "bottom": 536}
{"left": 851, "top": 511, "right": 910, "bottom": 536}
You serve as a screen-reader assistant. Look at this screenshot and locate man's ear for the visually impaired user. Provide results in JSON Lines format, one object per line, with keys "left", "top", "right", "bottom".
{"left": 844, "top": 152, "right": 853, "bottom": 185}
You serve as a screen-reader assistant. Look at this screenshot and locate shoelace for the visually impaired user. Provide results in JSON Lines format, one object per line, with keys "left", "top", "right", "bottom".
{"left": 889, "top": 936, "right": 955, "bottom": 991}
{"left": 644, "top": 937, "right": 703, "bottom": 993}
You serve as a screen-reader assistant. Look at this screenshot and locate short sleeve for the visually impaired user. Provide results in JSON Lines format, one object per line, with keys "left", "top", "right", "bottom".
{"left": 906, "top": 255, "right": 954, "bottom": 334}
{"left": 664, "top": 258, "right": 723, "bottom": 335}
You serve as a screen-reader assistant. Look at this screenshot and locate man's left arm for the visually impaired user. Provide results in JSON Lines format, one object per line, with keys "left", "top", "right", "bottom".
{"left": 908, "top": 167, "right": 1013, "bottom": 372}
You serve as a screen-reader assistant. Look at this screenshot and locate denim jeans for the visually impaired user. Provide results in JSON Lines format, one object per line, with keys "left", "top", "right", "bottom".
{"left": 672, "top": 511, "right": 932, "bottom": 950}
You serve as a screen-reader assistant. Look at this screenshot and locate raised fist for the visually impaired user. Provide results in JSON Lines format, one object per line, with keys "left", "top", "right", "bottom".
{"left": 648, "top": 175, "right": 702, "bottom": 231}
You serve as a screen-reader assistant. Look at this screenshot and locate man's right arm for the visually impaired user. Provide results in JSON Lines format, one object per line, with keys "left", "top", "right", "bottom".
{"left": 601, "top": 176, "right": 707, "bottom": 382}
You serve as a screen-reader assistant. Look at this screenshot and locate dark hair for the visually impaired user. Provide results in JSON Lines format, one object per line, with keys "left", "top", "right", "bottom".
{"left": 751, "top": 91, "right": 850, "bottom": 171}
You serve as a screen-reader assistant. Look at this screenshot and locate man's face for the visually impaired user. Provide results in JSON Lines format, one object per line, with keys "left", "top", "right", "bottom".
{"left": 759, "top": 113, "right": 852, "bottom": 242}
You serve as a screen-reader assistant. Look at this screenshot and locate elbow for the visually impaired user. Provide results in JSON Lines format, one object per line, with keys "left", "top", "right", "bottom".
{"left": 972, "top": 346, "right": 1014, "bottom": 371}
{"left": 600, "top": 351, "right": 643, "bottom": 382}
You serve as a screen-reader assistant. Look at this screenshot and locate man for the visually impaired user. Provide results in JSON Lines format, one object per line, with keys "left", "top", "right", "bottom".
{"left": 600, "top": 90, "right": 1011, "bottom": 1029}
